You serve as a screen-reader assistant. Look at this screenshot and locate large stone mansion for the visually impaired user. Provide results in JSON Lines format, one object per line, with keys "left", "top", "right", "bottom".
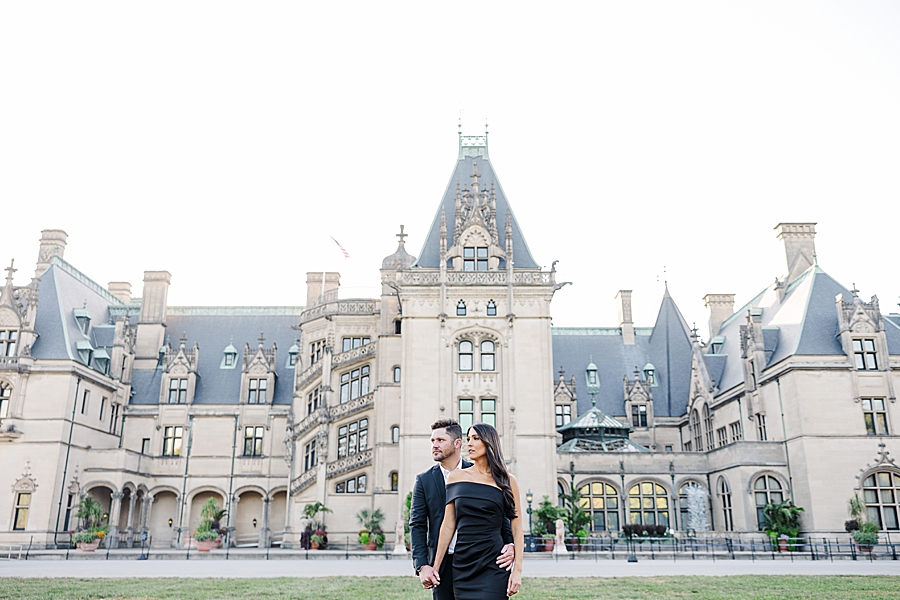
{"left": 1, "top": 134, "right": 897, "bottom": 549}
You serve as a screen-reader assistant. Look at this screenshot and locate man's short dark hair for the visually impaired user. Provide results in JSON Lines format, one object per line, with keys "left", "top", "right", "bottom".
{"left": 431, "top": 418, "right": 462, "bottom": 441}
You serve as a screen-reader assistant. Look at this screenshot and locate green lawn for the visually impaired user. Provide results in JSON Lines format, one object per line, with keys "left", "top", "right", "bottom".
{"left": 0, "top": 576, "right": 898, "bottom": 600}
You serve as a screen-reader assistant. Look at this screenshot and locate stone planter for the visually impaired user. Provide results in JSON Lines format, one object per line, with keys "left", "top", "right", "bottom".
{"left": 543, "top": 538, "right": 554, "bottom": 552}
{"left": 364, "top": 541, "right": 378, "bottom": 551}
{"left": 196, "top": 539, "right": 219, "bottom": 553}
{"left": 77, "top": 540, "right": 101, "bottom": 553}
{"left": 856, "top": 542, "right": 875, "bottom": 553}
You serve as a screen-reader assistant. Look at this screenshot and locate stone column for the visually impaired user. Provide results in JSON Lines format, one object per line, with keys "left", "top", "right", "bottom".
{"left": 141, "top": 494, "right": 155, "bottom": 537}
{"left": 260, "top": 497, "right": 271, "bottom": 548}
{"left": 124, "top": 493, "right": 138, "bottom": 548}
{"left": 108, "top": 492, "right": 124, "bottom": 549}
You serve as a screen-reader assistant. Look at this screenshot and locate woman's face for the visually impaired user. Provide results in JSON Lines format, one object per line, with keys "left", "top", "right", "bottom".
{"left": 466, "top": 429, "right": 486, "bottom": 460}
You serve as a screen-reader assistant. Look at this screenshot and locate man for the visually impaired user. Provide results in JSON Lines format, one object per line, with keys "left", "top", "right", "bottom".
{"left": 410, "top": 418, "right": 514, "bottom": 598}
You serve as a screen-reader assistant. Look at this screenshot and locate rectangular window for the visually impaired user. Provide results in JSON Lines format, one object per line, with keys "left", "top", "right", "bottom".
{"left": 309, "top": 340, "right": 325, "bottom": 364}
{"left": 341, "top": 337, "right": 371, "bottom": 352}
{"left": 716, "top": 426, "right": 728, "bottom": 447}
{"left": 556, "top": 404, "right": 572, "bottom": 427}
{"left": 109, "top": 404, "right": 120, "bottom": 435}
{"left": 336, "top": 481, "right": 346, "bottom": 493}
{"left": 99, "top": 397, "right": 106, "bottom": 421}
{"left": 163, "top": 426, "right": 183, "bottom": 456}
{"left": 459, "top": 399, "right": 474, "bottom": 432}
{"left": 0, "top": 382, "right": 10, "bottom": 419}
{"left": 481, "top": 399, "right": 496, "bottom": 427}
{"left": 63, "top": 493, "right": 74, "bottom": 531}
{"left": 862, "top": 398, "right": 889, "bottom": 435}
{"left": 476, "top": 246, "right": 488, "bottom": 271}
{"left": 81, "top": 390, "right": 90, "bottom": 414}
{"left": 339, "top": 365, "right": 370, "bottom": 404}
{"left": 683, "top": 441, "right": 692, "bottom": 452}
{"left": 141, "top": 438, "right": 151, "bottom": 454}
{"left": 0, "top": 330, "right": 17, "bottom": 357}
{"left": 357, "top": 474, "right": 367, "bottom": 494}
{"left": 243, "top": 426, "right": 264, "bottom": 456}
{"left": 307, "top": 387, "right": 320, "bottom": 415}
{"left": 168, "top": 378, "right": 187, "bottom": 404}
{"left": 391, "top": 472, "right": 398, "bottom": 492}
{"left": 463, "top": 246, "right": 475, "bottom": 271}
{"left": 13, "top": 492, "right": 30, "bottom": 530}
{"left": 248, "top": 378, "right": 267, "bottom": 404}
{"left": 853, "top": 339, "right": 878, "bottom": 370}
{"left": 631, "top": 405, "right": 647, "bottom": 427}
{"left": 729, "top": 421, "right": 743, "bottom": 442}
{"left": 337, "top": 418, "right": 368, "bottom": 458}
{"left": 757, "top": 414, "right": 767, "bottom": 441}
{"left": 347, "top": 478, "right": 356, "bottom": 493}
{"left": 664, "top": 445, "right": 673, "bottom": 452}
{"left": 304, "top": 439, "right": 317, "bottom": 472}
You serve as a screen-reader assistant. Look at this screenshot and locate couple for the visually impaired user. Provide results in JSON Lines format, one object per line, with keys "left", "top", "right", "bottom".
{"left": 410, "top": 419, "right": 524, "bottom": 599}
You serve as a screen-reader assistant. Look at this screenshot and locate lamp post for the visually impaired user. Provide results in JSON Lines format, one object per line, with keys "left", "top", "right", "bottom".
{"left": 526, "top": 490, "right": 534, "bottom": 534}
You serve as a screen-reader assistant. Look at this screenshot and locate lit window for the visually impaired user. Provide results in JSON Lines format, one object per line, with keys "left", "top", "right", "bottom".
{"left": 631, "top": 405, "right": 647, "bottom": 428}
{"left": 163, "top": 426, "right": 183, "bottom": 456}
{"left": 628, "top": 482, "right": 669, "bottom": 527}
{"left": 0, "top": 381, "right": 11, "bottom": 420}
{"left": 391, "top": 425, "right": 399, "bottom": 444}
{"left": 0, "top": 330, "right": 17, "bottom": 357}
{"left": 457, "top": 300, "right": 466, "bottom": 316}
{"left": 248, "top": 378, "right": 268, "bottom": 404}
{"left": 304, "top": 439, "right": 316, "bottom": 472}
{"left": 13, "top": 492, "right": 31, "bottom": 530}
{"left": 862, "top": 398, "right": 889, "bottom": 435}
{"left": 337, "top": 418, "right": 368, "bottom": 458}
{"left": 486, "top": 300, "right": 497, "bottom": 317}
{"left": 390, "top": 472, "right": 399, "bottom": 492}
{"left": 556, "top": 404, "right": 572, "bottom": 427}
{"left": 717, "top": 477, "right": 733, "bottom": 531}
{"left": 481, "top": 341, "right": 495, "bottom": 371}
{"left": 168, "top": 378, "right": 187, "bottom": 404}
{"left": 753, "top": 475, "right": 783, "bottom": 530}
{"left": 481, "top": 399, "right": 496, "bottom": 427}
{"left": 862, "top": 471, "right": 900, "bottom": 530}
{"left": 458, "top": 341, "right": 473, "bottom": 371}
{"left": 340, "top": 365, "right": 370, "bottom": 403}
{"left": 578, "top": 481, "right": 620, "bottom": 532}
{"left": 243, "top": 426, "right": 264, "bottom": 457}
{"left": 459, "top": 399, "right": 474, "bottom": 431}
{"left": 854, "top": 339, "right": 878, "bottom": 370}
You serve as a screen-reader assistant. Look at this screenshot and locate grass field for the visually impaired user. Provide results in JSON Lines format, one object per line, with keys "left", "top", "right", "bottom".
{"left": 1, "top": 575, "right": 899, "bottom": 599}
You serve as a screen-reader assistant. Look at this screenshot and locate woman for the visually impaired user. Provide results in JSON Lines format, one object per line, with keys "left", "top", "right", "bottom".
{"left": 429, "top": 423, "right": 524, "bottom": 598}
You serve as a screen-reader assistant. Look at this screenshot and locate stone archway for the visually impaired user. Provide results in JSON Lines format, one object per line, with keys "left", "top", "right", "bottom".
{"left": 84, "top": 485, "right": 113, "bottom": 533}
{"left": 187, "top": 490, "right": 226, "bottom": 547}
{"left": 147, "top": 491, "right": 179, "bottom": 548}
{"left": 234, "top": 489, "right": 265, "bottom": 547}
{"left": 269, "top": 491, "right": 287, "bottom": 547}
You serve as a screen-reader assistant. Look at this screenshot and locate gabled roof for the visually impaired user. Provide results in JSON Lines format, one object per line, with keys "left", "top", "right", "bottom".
{"left": 414, "top": 152, "right": 539, "bottom": 269}
{"left": 647, "top": 286, "right": 694, "bottom": 417}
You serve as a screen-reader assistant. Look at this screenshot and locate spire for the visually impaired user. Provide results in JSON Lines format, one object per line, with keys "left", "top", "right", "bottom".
{"left": 0, "top": 259, "right": 15, "bottom": 308}
{"left": 439, "top": 210, "right": 447, "bottom": 257}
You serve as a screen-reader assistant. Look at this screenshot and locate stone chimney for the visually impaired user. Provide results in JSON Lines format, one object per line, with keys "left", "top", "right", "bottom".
{"left": 616, "top": 290, "right": 635, "bottom": 345}
{"left": 133, "top": 271, "right": 171, "bottom": 366}
{"left": 35, "top": 229, "right": 68, "bottom": 277}
{"left": 704, "top": 294, "right": 735, "bottom": 338}
{"left": 108, "top": 282, "right": 132, "bottom": 305}
{"left": 306, "top": 272, "right": 340, "bottom": 308}
{"left": 775, "top": 223, "right": 817, "bottom": 284}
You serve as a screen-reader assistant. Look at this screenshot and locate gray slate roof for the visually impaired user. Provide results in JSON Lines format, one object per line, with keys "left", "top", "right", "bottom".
{"left": 414, "top": 156, "right": 539, "bottom": 269}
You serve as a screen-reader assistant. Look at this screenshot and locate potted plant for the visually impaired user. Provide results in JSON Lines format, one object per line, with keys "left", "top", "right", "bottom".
{"left": 848, "top": 494, "right": 879, "bottom": 552}
{"left": 73, "top": 497, "right": 108, "bottom": 552}
{"left": 533, "top": 496, "right": 561, "bottom": 551}
{"left": 761, "top": 500, "right": 804, "bottom": 551}
{"left": 356, "top": 508, "right": 385, "bottom": 550}
{"left": 301, "top": 502, "right": 332, "bottom": 550}
{"left": 559, "top": 487, "right": 591, "bottom": 551}
{"left": 193, "top": 497, "right": 227, "bottom": 552}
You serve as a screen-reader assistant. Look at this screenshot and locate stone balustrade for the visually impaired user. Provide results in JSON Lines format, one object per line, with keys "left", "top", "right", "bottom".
{"left": 326, "top": 449, "right": 373, "bottom": 480}
{"left": 299, "top": 299, "right": 378, "bottom": 325}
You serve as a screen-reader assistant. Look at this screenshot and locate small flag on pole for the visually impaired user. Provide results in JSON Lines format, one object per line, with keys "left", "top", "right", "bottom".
{"left": 331, "top": 236, "right": 350, "bottom": 259}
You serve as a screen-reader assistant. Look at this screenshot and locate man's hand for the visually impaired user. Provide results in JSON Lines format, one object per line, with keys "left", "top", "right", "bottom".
{"left": 418, "top": 565, "right": 437, "bottom": 589}
{"left": 496, "top": 543, "right": 515, "bottom": 571}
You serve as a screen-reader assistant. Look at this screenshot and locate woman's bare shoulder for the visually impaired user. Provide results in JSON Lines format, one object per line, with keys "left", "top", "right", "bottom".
{"left": 447, "top": 468, "right": 468, "bottom": 483}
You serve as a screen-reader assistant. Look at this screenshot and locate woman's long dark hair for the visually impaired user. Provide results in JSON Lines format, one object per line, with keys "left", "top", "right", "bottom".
{"left": 469, "top": 423, "right": 517, "bottom": 520}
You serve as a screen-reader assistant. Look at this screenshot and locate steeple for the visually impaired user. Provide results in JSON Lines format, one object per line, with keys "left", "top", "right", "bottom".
{"left": 0, "top": 259, "right": 16, "bottom": 309}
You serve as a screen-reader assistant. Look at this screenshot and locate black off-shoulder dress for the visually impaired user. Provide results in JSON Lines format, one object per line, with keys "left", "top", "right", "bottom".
{"left": 445, "top": 481, "right": 509, "bottom": 600}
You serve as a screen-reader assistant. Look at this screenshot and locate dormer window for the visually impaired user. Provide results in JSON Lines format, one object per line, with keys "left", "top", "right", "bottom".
{"left": 457, "top": 301, "right": 466, "bottom": 316}
{"left": 73, "top": 306, "right": 91, "bottom": 335}
{"left": 248, "top": 378, "right": 268, "bottom": 404}
{"left": 168, "top": 378, "right": 188, "bottom": 404}
{"left": 486, "top": 300, "right": 497, "bottom": 317}
{"left": 643, "top": 362, "right": 657, "bottom": 387}
{"left": 221, "top": 341, "right": 238, "bottom": 369}
{"left": 853, "top": 339, "right": 878, "bottom": 370}
{"left": 0, "top": 330, "right": 17, "bottom": 357}
{"left": 463, "top": 246, "right": 489, "bottom": 272}
{"left": 287, "top": 343, "right": 299, "bottom": 368}
{"left": 94, "top": 348, "right": 110, "bottom": 376}
{"left": 75, "top": 340, "right": 94, "bottom": 366}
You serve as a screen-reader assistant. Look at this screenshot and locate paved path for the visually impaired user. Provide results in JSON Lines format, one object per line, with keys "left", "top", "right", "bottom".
{"left": 3, "top": 557, "right": 900, "bottom": 578}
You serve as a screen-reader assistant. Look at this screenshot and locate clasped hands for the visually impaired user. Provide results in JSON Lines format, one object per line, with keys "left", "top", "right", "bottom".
{"left": 419, "top": 544, "right": 516, "bottom": 590}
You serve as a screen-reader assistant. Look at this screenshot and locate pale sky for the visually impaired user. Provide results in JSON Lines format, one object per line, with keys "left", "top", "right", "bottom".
{"left": 2, "top": 1, "right": 898, "bottom": 339}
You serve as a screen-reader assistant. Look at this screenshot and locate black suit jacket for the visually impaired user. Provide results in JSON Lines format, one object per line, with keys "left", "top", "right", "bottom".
{"left": 409, "top": 460, "right": 513, "bottom": 573}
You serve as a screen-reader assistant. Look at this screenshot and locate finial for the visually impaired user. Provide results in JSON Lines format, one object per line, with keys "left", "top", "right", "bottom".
{"left": 851, "top": 283, "right": 859, "bottom": 298}
{"left": 258, "top": 332, "right": 266, "bottom": 347}
{"left": 180, "top": 332, "right": 188, "bottom": 347}
{"left": 396, "top": 225, "right": 408, "bottom": 245}
{"left": 485, "top": 118, "right": 489, "bottom": 135}
{"left": 690, "top": 323, "right": 700, "bottom": 342}
{"left": 813, "top": 252, "right": 818, "bottom": 266}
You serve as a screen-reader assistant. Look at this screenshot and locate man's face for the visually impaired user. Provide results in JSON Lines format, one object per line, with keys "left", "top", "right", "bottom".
{"left": 430, "top": 427, "right": 461, "bottom": 462}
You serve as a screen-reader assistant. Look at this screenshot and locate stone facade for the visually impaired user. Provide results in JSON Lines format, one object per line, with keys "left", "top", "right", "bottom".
{"left": 0, "top": 137, "right": 898, "bottom": 550}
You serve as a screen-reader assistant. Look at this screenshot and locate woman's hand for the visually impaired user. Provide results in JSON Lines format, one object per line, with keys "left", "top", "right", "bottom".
{"left": 507, "top": 569, "right": 521, "bottom": 596}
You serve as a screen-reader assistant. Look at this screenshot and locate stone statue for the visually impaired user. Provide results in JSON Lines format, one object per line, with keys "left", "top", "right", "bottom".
{"left": 552, "top": 518, "right": 568, "bottom": 554}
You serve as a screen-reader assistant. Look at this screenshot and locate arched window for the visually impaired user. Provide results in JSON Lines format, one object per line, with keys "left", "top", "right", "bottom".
{"left": 578, "top": 481, "right": 620, "bottom": 532}
{"left": 862, "top": 471, "right": 900, "bottom": 530}
{"left": 486, "top": 300, "right": 497, "bottom": 317}
{"left": 717, "top": 477, "right": 733, "bottom": 532}
{"left": 679, "top": 482, "right": 708, "bottom": 531}
{"left": 391, "top": 425, "right": 400, "bottom": 444}
{"left": 557, "top": 481, "right": 566, "bottom": 508}
{"left": 691, "top": 409, "right": 703, "bottom": 451}
{"left": 0, "top": 380, "right": 11, "bottom": 420}
{"left": 481, "top": 341, "right": 495, "bottom": 371}
{"left": 393, "top": 366, "right": 401, "bottom": 383}
{"left": 703, "top": 405, "right": 715, "bottom": 450}
{"left": 753, "top": 475, "right": 784, "bottom": 530}
{"left": 457, "top": 300, "right": 466, "bottom": 316}
{"left": 458, "top": 341, "right": 473, "bottom": 371}
{"left": 628, "top": 482, "right": 670, "bottom": 527}
{"left": 390, "top": 472, "right": 399, "bottom": 492}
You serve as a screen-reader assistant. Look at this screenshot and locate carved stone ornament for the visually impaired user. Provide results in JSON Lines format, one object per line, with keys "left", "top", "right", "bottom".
{"left": 855, "top": 442, "right": 898, "bottom": 490}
